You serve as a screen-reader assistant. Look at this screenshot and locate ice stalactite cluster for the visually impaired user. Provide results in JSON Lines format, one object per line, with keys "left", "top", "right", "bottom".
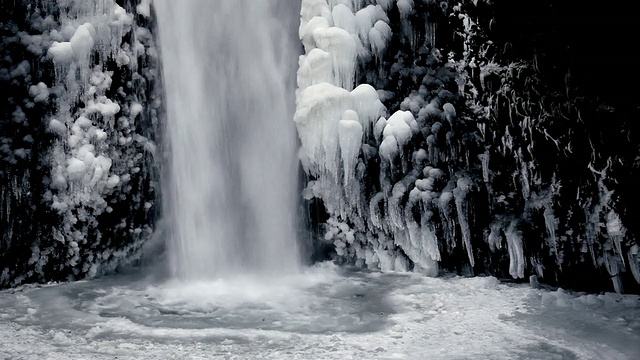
{"left": 298, "top": 0, "right": 640, "bottom": 293}
{"left": 0, "top": 0, "right": 160, "bottom": 287}
{"left": 297, "top": 0, "right": 483, "bottom": 277}
{"left": 297, "top": 0, "right": 439, "bottom": 274}
{"left": 45, "top": 0, "right": 157, "bottom": 277}
{"left": 446, "top": 1, "right": 640, "bottom": 293}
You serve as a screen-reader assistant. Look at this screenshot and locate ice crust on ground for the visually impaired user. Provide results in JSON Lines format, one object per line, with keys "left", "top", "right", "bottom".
{"left": 0, "top": 267, "right": 638, "bottom": 359}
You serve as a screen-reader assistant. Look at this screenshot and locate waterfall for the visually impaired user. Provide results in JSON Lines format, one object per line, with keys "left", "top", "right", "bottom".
{"left": 154, "top": 0, "right": 300, "bottom": 279}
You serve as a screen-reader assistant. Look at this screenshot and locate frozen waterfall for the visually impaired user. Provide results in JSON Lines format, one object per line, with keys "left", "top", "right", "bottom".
{"left": 154, "top": 0, "right": 300, "bottom": 279}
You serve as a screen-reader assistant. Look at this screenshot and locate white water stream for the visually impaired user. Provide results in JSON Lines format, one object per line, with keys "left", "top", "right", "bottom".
{"left": 154, "top": 0, "right": 300, "bottom": 279}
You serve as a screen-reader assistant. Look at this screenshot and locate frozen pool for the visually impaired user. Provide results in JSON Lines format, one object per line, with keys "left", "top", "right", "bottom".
{"left": 1, "top": 264, "right": 638, "bottom": 359}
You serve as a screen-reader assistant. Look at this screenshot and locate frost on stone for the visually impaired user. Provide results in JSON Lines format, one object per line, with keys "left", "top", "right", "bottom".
{"left": 28, "top": 82, "right": 50, "bottom": 102}
{"left": 0, "top": 0, "right": 161, "bottom": 286}
{"left": 297, "top": 0, "right": 638, "bottom": 292}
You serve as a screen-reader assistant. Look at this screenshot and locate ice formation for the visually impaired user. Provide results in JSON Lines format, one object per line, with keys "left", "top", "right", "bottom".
{"left": 0, "top": 0, "right": 159, "bottom": 286}
{"left": 297, "top": 0, "right": 640, "bottom": 293}
{"left": 43, "top": 1, "right": 158, "bottom": 280}
{"left": 0, "top": 0, "right": 638, "bottom": 295}
{"left": 298, "top": 0, "right": 415, "bottom": 272}
{"left": 296, "top": 0, "right": 489, "bottom": 277}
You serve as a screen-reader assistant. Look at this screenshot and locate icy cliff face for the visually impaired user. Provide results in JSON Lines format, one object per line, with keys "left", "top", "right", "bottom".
{"left": 297, "top": 0, "right": 640, "bottom": 293}
{"left": 1, "top": 0, "right": 638, "bottom": 293}
{"left": 0, "top": 0, "right": 160, "bottom": 287}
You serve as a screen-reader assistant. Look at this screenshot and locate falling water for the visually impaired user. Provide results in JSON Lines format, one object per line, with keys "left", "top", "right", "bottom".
{"left": 154, "top": 0, "right": 300, "bottom": 279}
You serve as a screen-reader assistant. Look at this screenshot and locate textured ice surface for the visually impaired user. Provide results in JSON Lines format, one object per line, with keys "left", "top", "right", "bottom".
{"left": 3, "top": 0, "right": 161, "bottom": 286}
{"left": 0, "top": 265, "right": 638, "bottom": 359}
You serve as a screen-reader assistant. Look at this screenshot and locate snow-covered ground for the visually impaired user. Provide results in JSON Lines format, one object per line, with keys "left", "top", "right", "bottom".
{"left": 1, "top": 264, "right": 638, "bottom": 359}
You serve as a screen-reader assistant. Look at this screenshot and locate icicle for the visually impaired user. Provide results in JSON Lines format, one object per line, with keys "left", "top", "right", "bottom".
{"left": 383, "top": 111, "right": 414, "bottom": 148}
{"left": 298, "top": 48, "right": 333, "bottom": 89}
{"left": 505, "top": 220, "right": 525, "bottom": 279}
{"left": 331, "top": 4, "right": 357, "bottom": 34}
{"left": 453, "top": 177, "right": 474, "bottom": 266}
{"left": 369, "top": 20, "right": 392, "bottom": 59}
{"left": 542, "top": 203, "right": 559, "bottom": 258}
{"left": 517, "top": 149, "right": 530, "bottom": 200}
{"left": 374, "top": 116, "right": 387, "bottom": 143}
{"left": 604, "top": 253, "right": 623, "bottom": 293}
{"left": 420, "top": 214, "right": 441, "bottom": 262}
{"left": 606, "top": 210, "right": 626, "bottom": 266}
{"left": 628, "top": 245, "right": 640, "bottom": 284}
{"left": 295, "top": 82, "right": 353, "bottom": 179}
{"left": 338, "top": 117, "right": 363, "bottom": 189}
{"left": 389, "top": 182, "right": 407, "bottom": 230}
{"left": 354, "top": 5, "right": 388, "bottom": 47}
{"left": 405, "top": 214, "right": 438, "bottom": 276}
{"left": 396, "top": 0, "right": 414, "bottom": 46}
{"left": 487, "top": 221, "right": 503, "bottom": 252}
{"left": 300, "top": 16, "right": 331, "bottom": 52}
{"left": 301, "top": 0, "right": 332, "bottom": 27}
{"left": 480, "top": 150, "right": 490, "bottom": 183}
{"left": 369, "top": 192, "right": 385, "bottom": 230}
{"left": 312, "top": 27, "right": 357, "bottom": 89}
{"left": 426, "top": 19, "right": 436, "bottom": 47}
{"left": 351, "top": 84, "right": 386, "bottom": 136}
